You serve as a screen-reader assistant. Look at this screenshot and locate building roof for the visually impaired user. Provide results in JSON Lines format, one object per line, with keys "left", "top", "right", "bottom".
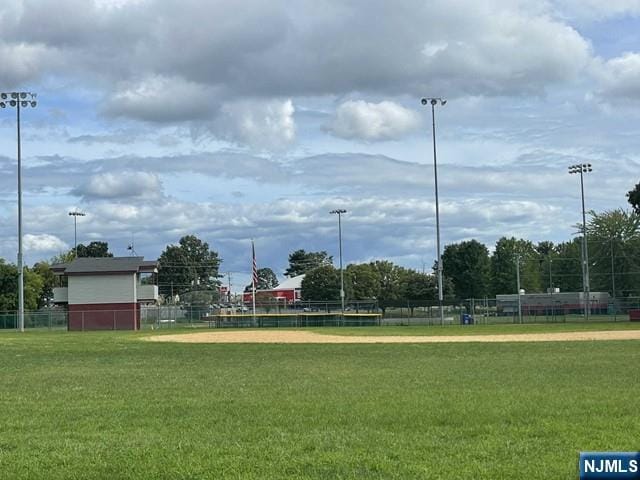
{"left": 274, "top": 274, "right": 304, "bottom": 290}
{"left": 54, "top": 257, "right": 158, "bottom": 275}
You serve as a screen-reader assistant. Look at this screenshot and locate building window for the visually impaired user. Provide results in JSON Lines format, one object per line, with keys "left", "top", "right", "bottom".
{"left": 139, "top": 272, "right": 157, "bottom": 286}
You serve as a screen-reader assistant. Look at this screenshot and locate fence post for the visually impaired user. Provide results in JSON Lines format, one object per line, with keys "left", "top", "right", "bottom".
{"left": 81, "top": 311, "right": 85, "bottom": 331}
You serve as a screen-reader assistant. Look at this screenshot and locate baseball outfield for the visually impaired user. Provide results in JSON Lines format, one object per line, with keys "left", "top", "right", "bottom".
{"left": 1, "top": 322, "right": 639, "bottom": 479}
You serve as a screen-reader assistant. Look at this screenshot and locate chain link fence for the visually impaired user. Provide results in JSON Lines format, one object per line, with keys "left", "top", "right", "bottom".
{"left": 1, "top": 295, "right": 638, "bottom": 331}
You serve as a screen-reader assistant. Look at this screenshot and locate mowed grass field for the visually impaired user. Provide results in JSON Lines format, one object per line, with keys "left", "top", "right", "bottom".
{"left": 313, "top": 321, "right": 640, "bottom": 336}
{"left": 1, "top": 324, "right": 639, "bottom": 479}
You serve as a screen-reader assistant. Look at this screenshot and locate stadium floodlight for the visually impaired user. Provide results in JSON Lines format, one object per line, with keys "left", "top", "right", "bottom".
{"left": 421, "top": 97, "right": 446, "bottom": 326}
{"left": 330, "top": 209, "right": 347, "bottom": 315}
{"left": 69, "top": 211, "right": 87, "bottom": 257}
{"left": 1, "top": 91, "right": 37, "bottom": 332}
{"left": 568, "top": 163, "right": 592, "bottom": 321}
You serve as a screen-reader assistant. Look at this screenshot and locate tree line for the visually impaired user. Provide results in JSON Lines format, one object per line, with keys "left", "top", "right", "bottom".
{"left": 296, "top": 207, "right": 640, "bottom": 304}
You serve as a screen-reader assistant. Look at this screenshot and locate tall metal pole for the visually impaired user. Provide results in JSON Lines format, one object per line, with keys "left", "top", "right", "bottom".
{"left": 548, "top": 256, "right": 554, "bottom": 319}
{"left": 330, "top": 209, "right": 347, "bottom": 314}
{"left": 579, "top": 170, "right": 590, "bottom": 321}
{"left": 2, "top": 91, "right": 37, "bottom": 333}
{"left": 610, "top": 238, "right": 616, "bottom": 320}
{"left": 16, "top": 99, "right": 24, "bottom": 332}
{"left": 422, "top": 97, "right": 446, "bottom": 326}
{"left": 68, "top": 211, "right": 86, "bottom": 256}
{"left": 516, "top": 255, "right": 522, "bottom": 324}
{"left": 569, "top": 163, "right": 592, "bottom": 321}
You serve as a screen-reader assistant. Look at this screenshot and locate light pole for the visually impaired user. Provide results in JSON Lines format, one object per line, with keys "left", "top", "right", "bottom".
{"left": 1, "top": 91, "right": 37, "bottom": 333}
{"left": 68, "top": 211, "right": 86, "bottom": 257}
{"left": 610, "top": 237, "right": 616, "bottom": 320}
{"left": 330, "top": 209, "right": 347, "bottom": 314}
{"left": 568, "top": 163, "right": 592, "bottom": 320}
{"left": 421, "top": 97, "right": 446, "bottom": 326}
{"left": 516, "top": 255, "right": 522, "bottom": 324}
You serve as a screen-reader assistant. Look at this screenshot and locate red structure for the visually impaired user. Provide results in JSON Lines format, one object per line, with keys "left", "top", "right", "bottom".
{"left": 243, "top": 274, "right": 304, "bottom": 304}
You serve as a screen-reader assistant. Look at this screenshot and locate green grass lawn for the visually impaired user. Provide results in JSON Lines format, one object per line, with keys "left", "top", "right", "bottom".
{"left": 1, "top": 330, "right": 639, "bottom": 479}
{"left": 312, "top": 321, "right": 640, "bottom": 336}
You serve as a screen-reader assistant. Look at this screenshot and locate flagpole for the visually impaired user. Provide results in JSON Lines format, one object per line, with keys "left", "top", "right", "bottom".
{"left": 252, "top": 240, "right": 257, "bottom": 326}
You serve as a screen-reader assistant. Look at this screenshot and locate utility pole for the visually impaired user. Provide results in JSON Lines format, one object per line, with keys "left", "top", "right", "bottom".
{"left": 516, "top": 255, "right": 522, "bottom": 324}
{"left": 69, "top": 210, "right": 86, "bottom": 257}
{"left": 330, "top": 209, "right": 347, "bottom": 314}
{"left": 568, "top": 163, "right": 592, "bottom": 320}
{"left": 1, "top": 91, "right": 37, "bottom": 333}
{"left": 421, "top": 97, "right": 447, "bottom": 326}
{"left": 610, "top": 238, "right": 616, "bottom": 320}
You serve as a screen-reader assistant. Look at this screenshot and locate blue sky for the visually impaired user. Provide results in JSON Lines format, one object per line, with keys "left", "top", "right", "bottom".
{"left": 1, "top": 0, "right": 639, "bottom": 292}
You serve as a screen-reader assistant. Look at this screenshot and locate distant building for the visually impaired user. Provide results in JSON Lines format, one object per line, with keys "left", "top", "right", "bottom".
{"left": 52, "top": 257, "right": 158, "bottom": 330}
{"left": 243, "top": 274, "right": 304, "bottom": 304}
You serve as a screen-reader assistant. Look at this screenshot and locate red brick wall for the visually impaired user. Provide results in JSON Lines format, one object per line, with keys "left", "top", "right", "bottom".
{"left": 68, "top": 303, "right": 140, "bottom": 331}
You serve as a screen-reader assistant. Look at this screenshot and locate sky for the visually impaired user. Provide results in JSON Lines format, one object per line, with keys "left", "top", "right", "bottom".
{"left": 1, "top": 0, "right": 639, "bottom": 291}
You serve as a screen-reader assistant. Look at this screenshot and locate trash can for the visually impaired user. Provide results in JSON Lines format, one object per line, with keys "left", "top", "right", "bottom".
{"left": 461, "top": 313, "right": 474, "bottom": 325}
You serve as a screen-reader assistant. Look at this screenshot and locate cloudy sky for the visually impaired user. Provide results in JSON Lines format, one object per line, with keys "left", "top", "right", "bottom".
{"left": 1, "top": 0, "right": 639, "bottom": 290}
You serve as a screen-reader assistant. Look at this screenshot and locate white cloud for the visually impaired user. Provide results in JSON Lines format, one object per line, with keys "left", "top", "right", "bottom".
{"left": 0, "top": 1, "right": 594, "bottom": 102}
{"left": 326, "top": 101, "right": 421, "bottom": 141}
{"left": 0, "top": 41, "right": 58, "bottom": 86}
{"left": 23, "top": 234, "right": 68, "bottom": 253}
{"left": 103, "top": 75, "right": 216, "bottom": 122}
{"left": 211, "top": 99, "right": 296, "bottom": 150}
{"left": 75, "top": 171, "right": 163, "bottom": 199}
{"left": 593, "top": 52, "right": 640, "bottom": 101}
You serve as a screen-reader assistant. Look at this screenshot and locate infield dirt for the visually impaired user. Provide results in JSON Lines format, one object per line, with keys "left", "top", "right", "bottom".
{"left": 146, "top": 329, "right": 640, "bottom": 344}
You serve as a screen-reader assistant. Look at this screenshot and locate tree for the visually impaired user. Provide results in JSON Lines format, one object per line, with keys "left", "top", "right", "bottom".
{"left": 0, "top": 260, "right": 17, "bottom": 311}
{"left": 345, "top": 263, "right": 380, "bottom": 300}
{"left": 490, "top": 237, "right": 541, "bottom": 295}
{"left": 244, "top": 268, "right": 279, "bottom": 291}
{"left": 158, "top": 235, "right": 222, "bottom": 297}
{"left": 300, "top": 265, "right": 341, "bottom": 301}
{"left": 23, "top": 268, "right": 44, "bottom": 311}
{"left": 50, "top": 250, "right": 76, "bottom": 265}
{"left": 442, "top": 240, "right": 491, "bottom": 299}
{"left": 535, "top": 241, "right": 555, "bottom": 293}
{"left": 401, "top": 269, "right": 437, "bottom": 315}
{"left": 284, "top": 250, "right": 332, "bottom": 277}
{"left": 369, "top": 260, "right": 405, "bottom": 314}
{"left": 76, "top": 241, "right": 113, "bottom": 258}
{"left": 32, "top": 262, "right": 56, "bottom": 308}
{"left": 627, "top": 182, "right": 640, "bottom": 214}
{"left": 0, "top": 260, "right": 44, "bottom": 311}
{"left": 551, "top": 239, "right": 583, "bottom": 293}
{"left": 585, "top": 209, "right": 640, "bottom": 297}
